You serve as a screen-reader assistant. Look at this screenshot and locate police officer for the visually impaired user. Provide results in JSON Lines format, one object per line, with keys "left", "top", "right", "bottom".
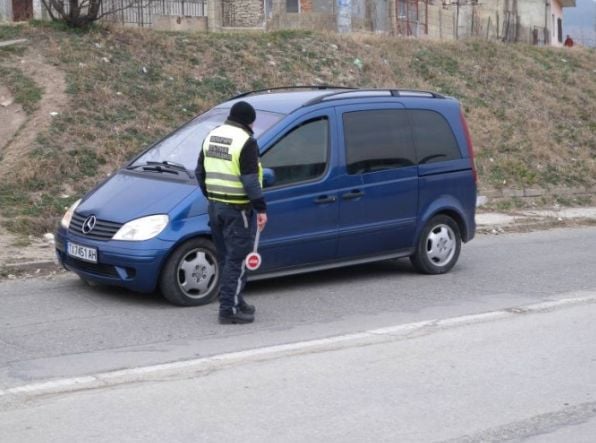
{"left": 196, "top": 101, "right": 267, "bottom": 324}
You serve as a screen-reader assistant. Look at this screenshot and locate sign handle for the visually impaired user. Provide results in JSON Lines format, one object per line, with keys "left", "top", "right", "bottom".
{"left": 253, "top": 228, "right": 261, "bottom": 253}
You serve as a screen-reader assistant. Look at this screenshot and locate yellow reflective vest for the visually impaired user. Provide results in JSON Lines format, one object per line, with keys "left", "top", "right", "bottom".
{"left": 202, "top": 124, "right": 262, "bottom": 205}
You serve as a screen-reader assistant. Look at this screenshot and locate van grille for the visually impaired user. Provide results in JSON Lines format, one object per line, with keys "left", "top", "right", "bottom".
{"left": 69, "top": 213, "right": 123, "bottom": 241}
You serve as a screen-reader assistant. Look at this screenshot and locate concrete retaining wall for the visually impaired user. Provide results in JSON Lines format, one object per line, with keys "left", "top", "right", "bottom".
{"left": 0, "top": 0, "right": 11, "bottom": 22}
{"left": 152, "top": 15, "right": 207, "bottom": 32}
{"left": 481, "top": 185, "right": 596, "bottom": 205}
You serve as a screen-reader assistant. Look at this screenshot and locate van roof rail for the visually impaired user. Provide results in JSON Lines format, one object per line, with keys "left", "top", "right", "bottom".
{"left": 303, "top": 88, "right": 445, "bottom": 106}
{"left": 230, "top": 85, "right": 356, "bottom": 100}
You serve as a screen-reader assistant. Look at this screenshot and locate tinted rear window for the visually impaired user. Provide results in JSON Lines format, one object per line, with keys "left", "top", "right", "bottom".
{"left": 343, "top": 109, "right": 416, "bottom": 174}
{"left": 410, "top": 110, "right": 461, "bottom": 164}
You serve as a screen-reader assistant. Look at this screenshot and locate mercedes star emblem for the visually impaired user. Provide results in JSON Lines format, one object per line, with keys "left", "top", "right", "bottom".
{"left": 82, "top": 215, "right": 97, "bottom": 234}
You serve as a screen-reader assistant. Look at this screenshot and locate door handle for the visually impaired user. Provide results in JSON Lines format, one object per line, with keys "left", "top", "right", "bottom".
{"left": 342, "top": 190, "right": 364, "bottom": 200}
{"left": 314, "top": 195, "right": 337, "bottom": 204}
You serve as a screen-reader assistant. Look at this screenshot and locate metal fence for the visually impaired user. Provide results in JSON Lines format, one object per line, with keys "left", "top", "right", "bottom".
{"left": 108, "top": 0, "right": 206, "bottom": 26}
{"left": 45, "top": 0, "right": 206, "bottom": 27}
{"left": 150, "top": 0, "right": 206, "bottom": 18}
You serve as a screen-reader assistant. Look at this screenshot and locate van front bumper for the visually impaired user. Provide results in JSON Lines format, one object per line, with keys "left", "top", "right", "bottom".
{"left": 55, "top": 227, "right": 174, "bottom": 293}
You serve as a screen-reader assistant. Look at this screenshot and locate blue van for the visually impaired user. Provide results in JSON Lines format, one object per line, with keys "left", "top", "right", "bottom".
{"left": 55, "top": 87, "right": 477, "bottom": 306}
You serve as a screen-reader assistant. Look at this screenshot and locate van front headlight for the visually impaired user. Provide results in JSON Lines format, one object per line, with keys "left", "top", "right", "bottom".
{"left": 112, "top": 214, "right": 169, "bottom": 241}
{"left": 60, "top": 199, "right": 82, "bottom": 229}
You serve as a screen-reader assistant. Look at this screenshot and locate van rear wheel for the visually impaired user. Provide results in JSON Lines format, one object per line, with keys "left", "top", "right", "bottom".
{"left": 410, "top": 215, "right": 461, "bottom": 274}
{"left": 159, "top": 238, "right": 219, "bottom": 306}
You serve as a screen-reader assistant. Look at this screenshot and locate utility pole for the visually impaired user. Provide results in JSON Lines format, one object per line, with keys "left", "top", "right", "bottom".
{"left": 456, "top": 0, "right": 460, "bottom": 39}
{"left": 337, "top": 0, "right": 352, "bottom": 33}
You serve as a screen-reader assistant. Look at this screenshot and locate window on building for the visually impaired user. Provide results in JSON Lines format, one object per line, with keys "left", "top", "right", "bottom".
{"left": 557, "top": 18, "right": 563, "bottom": 43}
{"left": 343, "top": 110, "right": 416, "bottom": 175}
{"left": 287, "top": 0, "right": 299, "bottom": 13}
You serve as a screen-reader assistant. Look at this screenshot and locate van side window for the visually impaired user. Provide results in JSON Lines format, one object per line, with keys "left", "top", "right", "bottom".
{"left": 410, "top": 110, "right": 461, "bottom": 164}
{"left": 343, "top": 110, "right": 415, "bottom": 175}
{"left": 261, "top": 117, "right": 328, "bottom": 187}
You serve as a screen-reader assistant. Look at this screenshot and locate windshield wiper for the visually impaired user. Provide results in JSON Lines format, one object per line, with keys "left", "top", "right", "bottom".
{"left": 127, "top": 161, "right": 193, "bottom": 178}
{"left": 147, "top": 160, "right": 187, "bottom": 170}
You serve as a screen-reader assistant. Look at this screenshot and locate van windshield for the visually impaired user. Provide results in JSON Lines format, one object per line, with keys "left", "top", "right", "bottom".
{"left": 130, "top": 108, "right": 283, "bottom": 171}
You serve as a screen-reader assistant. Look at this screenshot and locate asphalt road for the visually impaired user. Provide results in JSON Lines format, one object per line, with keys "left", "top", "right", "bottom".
{"left": 1, "top": 293, "right": 595, "bottom": 442}
{"left": 1, "top": 227, "right": 595, "bottom": 389}
{"left": 1, "top": 227, "right": 596, "bottom": 441}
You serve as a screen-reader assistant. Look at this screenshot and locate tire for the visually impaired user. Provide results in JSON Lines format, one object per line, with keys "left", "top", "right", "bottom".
{"left": 410, "top": 215, "right": 461, "bottom": 275}
{"left": 159, "top": 237, "right": 220, "bottom": 306}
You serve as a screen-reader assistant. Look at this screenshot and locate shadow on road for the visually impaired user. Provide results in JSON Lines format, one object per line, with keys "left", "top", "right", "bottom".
{"left": 60, "top": 258, "right": 418, "bottom": 306}
{"left": 247, "top": 258, "right": 417, "bottom": 295}
{"left": 70, "top": 277, "right": 170, "bottom": 307}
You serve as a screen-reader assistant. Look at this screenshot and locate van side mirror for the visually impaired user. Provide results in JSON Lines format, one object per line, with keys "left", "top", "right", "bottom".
{"left": 263, "top": 168, "right": 276, "bottom": 188}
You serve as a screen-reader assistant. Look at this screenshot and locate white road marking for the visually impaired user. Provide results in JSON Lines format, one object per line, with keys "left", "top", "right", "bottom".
{"left": 1, "top": 292, "right": 595, "bottom": 400}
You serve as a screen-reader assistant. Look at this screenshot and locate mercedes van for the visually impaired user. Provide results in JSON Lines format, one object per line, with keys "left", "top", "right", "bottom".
{"left": 55, "top": 87, "right": 477, "bottom": 306}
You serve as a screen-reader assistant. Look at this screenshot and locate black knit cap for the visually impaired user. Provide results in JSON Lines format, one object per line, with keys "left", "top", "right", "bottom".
{"left": 228, "top": 101, "right": 256, "bottom": 126}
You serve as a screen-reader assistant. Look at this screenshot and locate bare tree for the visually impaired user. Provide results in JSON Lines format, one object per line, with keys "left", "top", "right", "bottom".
{"left": 40, "top": 0, "right": 150, "bottom": 28}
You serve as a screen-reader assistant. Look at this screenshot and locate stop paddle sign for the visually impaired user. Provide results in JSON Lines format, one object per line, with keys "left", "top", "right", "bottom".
{"left": 245, "top": 228, "right": 262, "bottom": 271}
{"left": 245, "top": 252, "right": 262, "bottom": 271}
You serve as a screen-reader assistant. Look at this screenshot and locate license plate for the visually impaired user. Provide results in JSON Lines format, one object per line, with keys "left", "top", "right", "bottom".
{"left": 67, "top": 242, "right": 98, "bottom": 263}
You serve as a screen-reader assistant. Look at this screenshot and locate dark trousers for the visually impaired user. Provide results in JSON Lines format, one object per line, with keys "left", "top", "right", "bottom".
{"left": 208, "top": 201, "right": 255, "bottom": 313}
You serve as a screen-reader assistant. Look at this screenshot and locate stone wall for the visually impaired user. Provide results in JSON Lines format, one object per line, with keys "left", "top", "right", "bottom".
{"left": 221, "top": 0, "right": 264, "bottom": 27}
{"left": 481, "top": 185, "right": 596, "bottom": 207}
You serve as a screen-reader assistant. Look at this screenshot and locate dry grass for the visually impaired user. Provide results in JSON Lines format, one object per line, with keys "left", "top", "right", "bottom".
{"left": 0, "top": 22, "right": 595, "bottom": 235}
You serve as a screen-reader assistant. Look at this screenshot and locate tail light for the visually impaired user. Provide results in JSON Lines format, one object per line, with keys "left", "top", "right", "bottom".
{"left": 460, "top": 110, "right": 477, "bottom": 184}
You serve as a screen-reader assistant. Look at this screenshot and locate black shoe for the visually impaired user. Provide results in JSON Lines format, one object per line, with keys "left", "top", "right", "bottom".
{"left": 238, "top": 301, "right": 256, "bottom": 315}
{"left": 219, "top": 310, "right": 254, "bottom": 324}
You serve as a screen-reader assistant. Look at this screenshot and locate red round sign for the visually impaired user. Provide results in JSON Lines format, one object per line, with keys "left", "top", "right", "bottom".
{"left": 246, "top": 252, "right": 262, "bottom": 271}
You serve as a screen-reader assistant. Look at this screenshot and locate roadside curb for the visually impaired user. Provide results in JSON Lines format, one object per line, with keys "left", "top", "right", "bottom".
{"left": 1, "top": 260, "right": 61, "bottom": 278}
{"left": 475, "top": 207, "right": 596, "bottom": 233}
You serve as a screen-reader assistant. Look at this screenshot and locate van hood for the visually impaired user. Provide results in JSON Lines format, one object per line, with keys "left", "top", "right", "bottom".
{"left": 77, "top": 171, "right": 198, "bottom": 223}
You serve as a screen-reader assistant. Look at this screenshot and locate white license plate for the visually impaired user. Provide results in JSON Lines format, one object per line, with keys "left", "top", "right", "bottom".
{"left": 67, "top": 242, "right": 98, "bottom": 263}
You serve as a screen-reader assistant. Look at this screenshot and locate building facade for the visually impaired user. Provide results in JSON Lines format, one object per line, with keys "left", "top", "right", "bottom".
{"left": 0, "top": 0, "right": 44, "bottom": 22}
{"left": 0, "top": 0, "right": 576, "bottom": 46}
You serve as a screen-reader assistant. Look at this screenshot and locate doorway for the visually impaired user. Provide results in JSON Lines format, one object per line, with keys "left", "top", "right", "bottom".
{"left": 12, "top": 0, "right": 34, "bottom": 21}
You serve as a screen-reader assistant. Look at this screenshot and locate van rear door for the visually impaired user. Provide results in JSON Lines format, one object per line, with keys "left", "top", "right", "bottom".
{"left": 410, "top": 108, "right": 477, "bottom": 241}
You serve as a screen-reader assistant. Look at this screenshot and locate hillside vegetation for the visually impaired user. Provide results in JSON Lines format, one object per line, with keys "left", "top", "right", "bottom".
{"left": 0, "top": 22, "right": 595, "bottom": 236}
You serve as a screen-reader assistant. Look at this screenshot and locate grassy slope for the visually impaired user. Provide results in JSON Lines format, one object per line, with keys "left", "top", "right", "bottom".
{"left": 0, "top": 22, "right": 595, "bottom": 235}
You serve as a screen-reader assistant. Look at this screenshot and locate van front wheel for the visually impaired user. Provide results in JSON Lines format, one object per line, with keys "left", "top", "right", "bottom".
{"left": 159, "top": 238, "right": 220, "bottom": 306}
{"left": 410, "top": 215, "right": 461, "bottom": 274}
